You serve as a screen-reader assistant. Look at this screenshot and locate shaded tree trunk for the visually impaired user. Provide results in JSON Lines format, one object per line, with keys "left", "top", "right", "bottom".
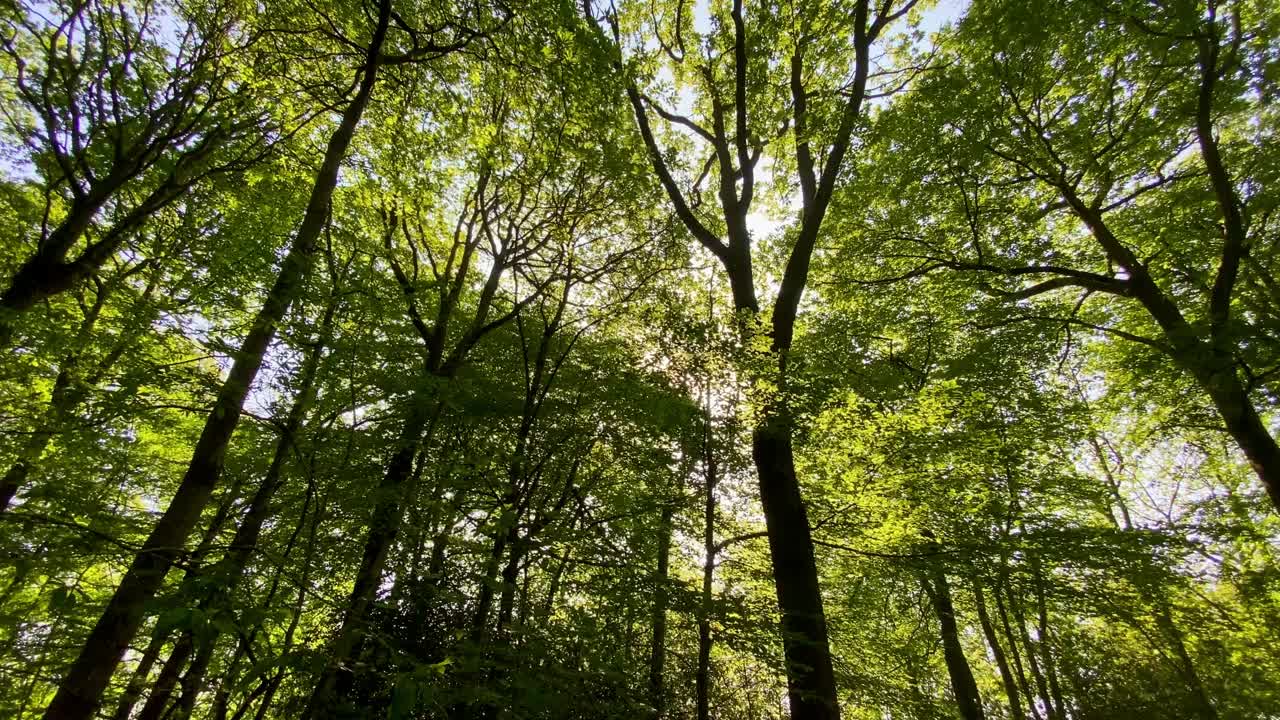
{"left": 303, "top": 395, "right": 444, "bottom": 717}
{"left": 923, "top": 570, "right": 985, "bottom": 720}
{"left": 109, "top": 628, "right": 169, "bottom": 720}
{"left": 697, "top": 396, "right": 719, "bottom": 720}
{"left": 648, "top": 497, "right": 674, "bottom": 719}
{"left": 1007, "top": 586, "right": 1057, "bottom": 720}
{"left": 751, "top": 413, "right": 838, "bottom": 720}
{"left": 995, "top": 582, "right": 1043, "bottom": 720}
{"left": 1, "top": 281, "right": 111, "bottom": 510}
{"left": 974, "top": 583, "right": 1023, "bottom": 719}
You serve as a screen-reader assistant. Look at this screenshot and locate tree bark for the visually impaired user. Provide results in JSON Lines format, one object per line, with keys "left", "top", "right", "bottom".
{"left": 751, "top": 414, "right": 839, "bottom": 720}
{"left": 39, "top": 5, "right": 390, "bottom": 715}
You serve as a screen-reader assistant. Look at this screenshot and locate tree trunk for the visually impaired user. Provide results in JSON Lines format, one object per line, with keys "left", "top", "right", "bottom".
{"left": 1031, "top": 564, "right": 1066, "bottom": 720}
{"left": 0, "top": 199, "right": 102, "bottom": 347}
{"left": 109, "top": 628, "right": 168, "bottom": 720}
{"left": 135, "top": 635, "right": 191, "bottom": 720}
{"left": 1007, "top": 586, "right": 1056, "bottom": 720}
{"left": 1199, "top": 365, "right": 1280, "bottom": 511}
{"left": 697, "top": 405, "right": 718, "bottom": 720}
{"left": 165, "top": 286, "right": 337, "bottom": 715}
{"left": 974, "top": 584, "right": 1022, "bottom": 719}
{"left": 39, "top": 6, "right": 390, "bottom": 715}
{"left": 648, "top": 498, "right": 674, "bottom": 719}
{"left": 995, "top": 583, "right": 1043, "bottom": 720}
{"left": 924, "top": 572, "right": 985, "bottom": 720}
{"left": 751, "top": 413, "right": 839, "bottom": 720}
{"left": 303, "top": 394, "right": 444, "bottom": 717}
{"left": 496, "top": 537, "right": 526, "bottom": 634}
{"left": 1, "top": 282, "right": 110, "bottom": 510}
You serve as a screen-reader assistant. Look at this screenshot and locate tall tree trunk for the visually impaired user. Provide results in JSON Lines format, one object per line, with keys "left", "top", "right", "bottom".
{"left": 697, "top": 402, "right": 718, "bottom": 720}
{"left": 1007, "top": 586, "right": 1056, "bottom": 720}
{"left": 751, "top": 412, "right": 838, "bottom": 720}
{"left": 303, "top": 395, "right": 444, "bottom": 717}
{"left": 923, "top": 571, "right": 985, "bottom": 720}
{"left": 648, "top": 497, "right": 674, "bottom": 719}
{"left": 39, "top": 6, "right": 390, "bottom": 715}
{"left": 109, "top": 627, "right": 169, "bottom": 720}
{"left": 135, "top": 636, "right": 191, "bottom": 720}
{"left": 995, "top": 582, "right": 1043, "bottom": 720}
{"left": 974, "top": 583, "right": 1022, "bottom": 719}
{"left": 164, "top": 287, "right": 338, "bottom": 716}
{"left": 1030, "top": 563, "right": 1066, "bottom": 720}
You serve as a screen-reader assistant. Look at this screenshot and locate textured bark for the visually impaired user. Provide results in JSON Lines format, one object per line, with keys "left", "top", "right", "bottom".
{"left": 39, "top": 5, "right": 390, "bottom": 715}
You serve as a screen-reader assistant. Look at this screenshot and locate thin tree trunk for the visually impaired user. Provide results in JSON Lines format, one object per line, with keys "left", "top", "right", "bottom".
{"left": 109, "top": 627, "right": 169, "bottom": 720}
{"left": 995, "top": 583, "right": 1043, "bottom": 720}
{"left": 542, "top": 551, "right": 569, "bottom": 619}
{"left": 1, "top": 283, "right": 109, "bottom": 510}
{"left": 1154, "top": 604, "right": 1217, "bottom": 720}
{"left": 303, "top": 395, "right": 444, "bottom": 717}
{"left": 648, "top": 498, "right": 674, "bottom": 719}
{"left": 974, "top": 584, "right": 1022, "bottom": 719}
{"left": 923, "top": 571, "right": 985, "bottom": 720}
{"left": 1030, "top": 564, "right": 1066, "bottom": 720}
{"left": 696, "top": 379, "right": 719, "bottom": 720}
{"left": 135, "top": 636, "right": 191, "bottom": 720}
{"left": 1007, "top": 586, "right": 1056, "bottom": 720}
{"left": 496, "top": 537, "right": 526, "bottom": 635}
{"left": 39, "top": 6, "right": 390, "bottom": 714}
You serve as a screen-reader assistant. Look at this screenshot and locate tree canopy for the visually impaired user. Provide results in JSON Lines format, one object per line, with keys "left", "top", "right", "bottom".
{"left": 0, "top": 1, "right": 1277, "bottom": 719}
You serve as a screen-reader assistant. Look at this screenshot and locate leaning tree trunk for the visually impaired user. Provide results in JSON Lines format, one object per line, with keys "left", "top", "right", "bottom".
{"left": 39, "top": 5, "right": 391, "bottom": 715}
{"left": 923, "top": 570, "right": 985, "bottom": 720}
{"left": 148, "top": 282, "right": 338, "bottom": 718}
{"left": 302, "top": 394, "right": 444, "bottom": 717}
{"left": 0, "top": 281, "right": 111, "bottom": 510}
{"left": 974, "top": 583, "right": 1022, "bottom": 719}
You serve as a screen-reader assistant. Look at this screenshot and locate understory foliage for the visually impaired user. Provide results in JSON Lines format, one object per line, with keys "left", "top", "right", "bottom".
{"left": 0, "top": 0, "right": 1277, "bottom": 719}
